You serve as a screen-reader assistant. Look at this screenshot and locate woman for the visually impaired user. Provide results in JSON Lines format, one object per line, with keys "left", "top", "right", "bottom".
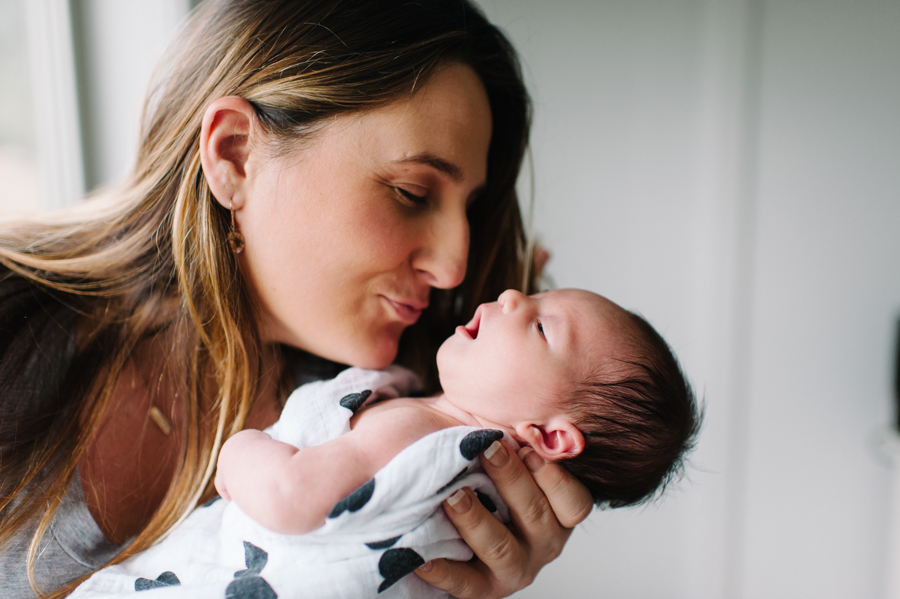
{"left": 0, "top": 0, "right": 593, "bottom": 597}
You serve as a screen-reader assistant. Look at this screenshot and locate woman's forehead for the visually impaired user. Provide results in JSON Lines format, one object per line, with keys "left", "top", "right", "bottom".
{"left": 323, "top": 64, "right": 492, "bottom": 181}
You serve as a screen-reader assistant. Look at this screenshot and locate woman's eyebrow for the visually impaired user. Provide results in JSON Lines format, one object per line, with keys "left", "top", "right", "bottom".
{"left": 392, "top": 153, "right": 463, "bottom": 182}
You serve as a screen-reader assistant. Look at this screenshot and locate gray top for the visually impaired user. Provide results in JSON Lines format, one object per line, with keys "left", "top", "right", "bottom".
{"left": 0, "top": 470, "right": 123, "bottom": 598}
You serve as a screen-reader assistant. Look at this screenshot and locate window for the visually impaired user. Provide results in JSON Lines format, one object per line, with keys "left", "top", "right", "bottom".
{"left": 0, "top": 0, "right": 84, "bottom": 215}
{"left": 0, "top": 0, "right": 43, "bottom": 213}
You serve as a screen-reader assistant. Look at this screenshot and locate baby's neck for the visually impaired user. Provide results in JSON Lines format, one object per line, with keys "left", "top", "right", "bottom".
{"left": 426, "top": 394, "right": 516, "bottom": 441}
{"left": 349, "top": 393, "right": 522, "bottom": 458}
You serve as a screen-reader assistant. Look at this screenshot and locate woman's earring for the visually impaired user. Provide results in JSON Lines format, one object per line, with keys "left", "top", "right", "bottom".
{"left": 227, "top": 200, "right": 245, "bottom": 254}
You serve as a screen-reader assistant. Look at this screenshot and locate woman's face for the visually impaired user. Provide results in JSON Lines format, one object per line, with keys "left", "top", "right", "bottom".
{"left": 236, "top": 63, "right": 492, "bottom": 368}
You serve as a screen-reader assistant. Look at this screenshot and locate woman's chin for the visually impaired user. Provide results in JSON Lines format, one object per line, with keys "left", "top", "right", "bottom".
{"left": 343, "top": 338, "right": 399, "bottom": 370}
{"left": 279, "top": 326, "right": 401, "bottom": 370}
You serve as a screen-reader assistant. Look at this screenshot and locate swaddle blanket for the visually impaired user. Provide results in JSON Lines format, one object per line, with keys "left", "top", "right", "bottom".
{"left": 70, "top": 366, "right": 509, "bottom": 599}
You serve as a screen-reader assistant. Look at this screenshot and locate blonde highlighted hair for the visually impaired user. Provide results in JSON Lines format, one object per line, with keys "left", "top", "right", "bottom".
{"left": 0, "top": 0, "right": 532, "bottom": 595}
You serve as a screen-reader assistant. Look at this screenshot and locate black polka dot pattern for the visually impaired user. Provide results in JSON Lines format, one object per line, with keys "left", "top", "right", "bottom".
{"left": 328, "top": 478, "right": 376, "bottom": 518}
{"left": 339, "top": 390, "right": 372, "bottom": 413}
{"left": 459, "top": 429, "right": 504, "bottom": 460}
{"left": 225, "top": 541, "right": 277, "bottom": 599}
{"left": 436, "top": 467, "right": 469, "bottom": 494}
{"left": 475, "top": 490, "right": 497, "bottom": 513}
{"left": 377, "top": 548, "right": 425, "bottom": 593}
{"left": 366, "top": 536, "right": 402, "bottom": 550}
{"left": 201, "top": 496, "right": 222, "bottom": 508}
{"left": 135, "top": 571, "right": 180, "bottom": 591}
{"left": 234, "top": 541, "right": 269, "bottom": 578}
{"left": 225, "top": 577, "right": 277, "bottom": 599}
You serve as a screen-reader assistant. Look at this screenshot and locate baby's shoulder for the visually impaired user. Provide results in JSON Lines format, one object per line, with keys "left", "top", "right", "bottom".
{"left": 352, "top": 396, "right": 444, "bottom": 433}
{"left": 348, "top": 398, "right": 450, "bottom": 470}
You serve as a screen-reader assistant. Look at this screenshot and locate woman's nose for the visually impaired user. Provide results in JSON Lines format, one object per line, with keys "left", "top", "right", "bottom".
{"left": 413, "top": 208, "right": 469, "bottom": 289}
{"left": 498, "top": 289, "right": 527, "bottom": 313}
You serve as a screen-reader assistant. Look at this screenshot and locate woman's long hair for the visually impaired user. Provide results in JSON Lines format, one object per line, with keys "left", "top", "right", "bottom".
{"left": 0, "top": 0, "right": 531, "bottom": 594}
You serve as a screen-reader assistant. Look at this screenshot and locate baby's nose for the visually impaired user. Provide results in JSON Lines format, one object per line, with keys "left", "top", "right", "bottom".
{"left": 498, "top": 289, "right": 527, "bottom": 313}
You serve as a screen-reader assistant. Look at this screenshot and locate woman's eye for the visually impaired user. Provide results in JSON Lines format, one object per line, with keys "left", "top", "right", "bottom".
{"left": 396, "top": 187, "right": 427, "bottom": 206}
{"left": 536, "top": 320, "right": 546, "bottom": 338}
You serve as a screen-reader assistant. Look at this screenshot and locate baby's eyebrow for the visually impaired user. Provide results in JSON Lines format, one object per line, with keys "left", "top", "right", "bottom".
{"left": 547, "top": 312, "right": 575, "bottom": 348}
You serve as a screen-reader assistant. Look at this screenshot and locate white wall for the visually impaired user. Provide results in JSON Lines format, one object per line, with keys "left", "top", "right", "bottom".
{"left": 71, "top": 1, "right": 900, "bottom": 597}
{"left": 739, "top": 1, "right": 900, "bottom": 596}
{"left": 474, "top": 1, "right": 900, "bottom": 598}
{"left": 477, "top": 1, "right": 745, "bottom": 597}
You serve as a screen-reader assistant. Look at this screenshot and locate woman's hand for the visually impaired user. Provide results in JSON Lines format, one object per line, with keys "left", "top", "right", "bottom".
{"left": 415, "top": 442, "right": 594, "bottom": 598}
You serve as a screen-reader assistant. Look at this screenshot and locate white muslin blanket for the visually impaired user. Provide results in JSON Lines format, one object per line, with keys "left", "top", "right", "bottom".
{"left": 70, "top": 366, "right": 508, "bottom": 599}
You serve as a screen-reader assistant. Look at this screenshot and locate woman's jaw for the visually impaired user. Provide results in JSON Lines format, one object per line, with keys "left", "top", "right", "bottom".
{"left": 255, "top": 295, "right": 416, "bottom": 369}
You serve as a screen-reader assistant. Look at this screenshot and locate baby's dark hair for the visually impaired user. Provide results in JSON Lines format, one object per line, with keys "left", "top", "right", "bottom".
{"left": 559, "top": 311, "right": 701, "bottom": 508}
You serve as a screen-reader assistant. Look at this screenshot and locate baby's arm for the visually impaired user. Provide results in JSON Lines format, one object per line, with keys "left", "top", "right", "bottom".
{"left": 215, "top": 406, "right": 438, "bottom": 535}
{"left": 215, "top": 428, "right": 377, "bottom": 535}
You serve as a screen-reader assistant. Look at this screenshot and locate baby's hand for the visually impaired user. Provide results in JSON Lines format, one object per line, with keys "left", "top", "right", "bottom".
{"left": 214, "top": 432, "right": 248, "bottom": 502}
{"left": 213, "top": 469, "right": 231, "bottom": 502}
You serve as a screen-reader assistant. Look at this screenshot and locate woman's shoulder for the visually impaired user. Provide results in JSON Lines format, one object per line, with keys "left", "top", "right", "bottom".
{"left": 0, "top": 471, "right": 123, "bottom": 599}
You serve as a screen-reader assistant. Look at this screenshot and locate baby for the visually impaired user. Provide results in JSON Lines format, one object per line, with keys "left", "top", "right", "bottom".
{"left": 71, "top": 289, "right": 699, "bottom": 599}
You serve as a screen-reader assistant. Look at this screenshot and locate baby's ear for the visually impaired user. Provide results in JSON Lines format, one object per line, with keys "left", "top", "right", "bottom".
{"left": 515, "top": 419, "right": 584, "bottom": 461}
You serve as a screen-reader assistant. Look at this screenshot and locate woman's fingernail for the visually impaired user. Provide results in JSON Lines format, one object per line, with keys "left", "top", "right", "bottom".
{"left": 417, "top": 560, "right": 434, "bottom": 573}
{"left": 521, "top": 448, "right": 546, "bottom": 472}
{"left": 447, "top": 488, "right": 472, "bottom": 513}
{"left": 483, "top": 440, "right": 508, "bottom": 467}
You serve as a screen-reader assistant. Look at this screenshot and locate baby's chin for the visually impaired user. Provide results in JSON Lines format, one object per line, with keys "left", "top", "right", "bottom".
{"left": 434, "top": 341, "right": 452, "bottom": 381}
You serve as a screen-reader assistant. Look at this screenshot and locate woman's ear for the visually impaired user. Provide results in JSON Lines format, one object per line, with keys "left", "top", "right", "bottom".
{"left": 199, "top": 96, "right": 256, "bottom": 210}
{"left": 515, "top": 419, "right": 585, "bottom": 461}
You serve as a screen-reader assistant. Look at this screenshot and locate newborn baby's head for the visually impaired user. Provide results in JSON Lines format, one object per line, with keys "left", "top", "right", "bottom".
{"left": 437, "top": 288, "right": 700, "bottom": 508}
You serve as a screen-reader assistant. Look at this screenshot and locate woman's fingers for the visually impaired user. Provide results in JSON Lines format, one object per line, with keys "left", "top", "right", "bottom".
{"left": 517, "top": 447, "right": 594, "bottom": 529}
{"left": 480, "top": 442, "right": 564, "bottom": 539}
{"left": 416, "top": 441, "right": 593, "bottom": 598}
{"left": 446, "top": 487, "right": 529, "bottom": 581}
{"left": 416, "top": 487, "right": 528, "bottom": 598}
{"left": 414, "top": 550, "right": 493, "bottom": 598}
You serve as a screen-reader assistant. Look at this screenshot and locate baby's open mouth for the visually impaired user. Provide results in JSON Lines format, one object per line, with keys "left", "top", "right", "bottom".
{"left": 464, "top": 306, "right": 482, "bottom": 339}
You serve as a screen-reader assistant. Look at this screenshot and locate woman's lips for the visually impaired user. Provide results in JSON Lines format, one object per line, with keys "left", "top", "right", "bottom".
{"left": 383, "top": 297, "right": 426, "bottom": 325}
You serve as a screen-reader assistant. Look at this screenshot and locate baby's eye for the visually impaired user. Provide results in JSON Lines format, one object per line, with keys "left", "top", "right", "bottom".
{"left": 536, "top": 320, "right": 546, "bottom": 338}
{"left": 396, "top": 187, "right": 428, "bottom": 207}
